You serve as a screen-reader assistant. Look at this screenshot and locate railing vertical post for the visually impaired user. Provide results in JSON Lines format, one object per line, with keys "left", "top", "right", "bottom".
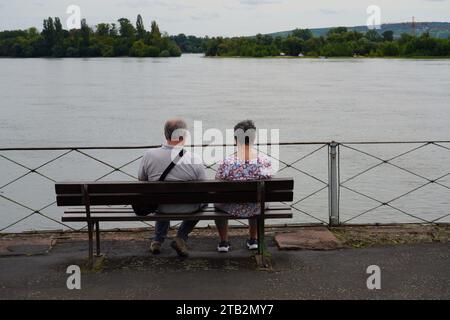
{"left": 328, "top": 141, "right": 340, "bottom": 226}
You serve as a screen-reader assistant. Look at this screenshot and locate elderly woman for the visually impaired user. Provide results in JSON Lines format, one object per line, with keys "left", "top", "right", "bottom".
{"left": 215, "top": 120, "right": 273, "bottom": 253}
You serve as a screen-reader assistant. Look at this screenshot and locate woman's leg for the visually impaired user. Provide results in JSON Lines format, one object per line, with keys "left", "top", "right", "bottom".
{"left": 248, "top": 218, "right": 258, "bottom": 239}
{"left": 215, "top": 219, "right": 229, "bottom": 242}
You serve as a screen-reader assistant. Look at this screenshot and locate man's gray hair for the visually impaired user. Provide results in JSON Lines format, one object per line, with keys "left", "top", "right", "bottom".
{"left": 164, "top": 119, "right": 188, "bottom": 141}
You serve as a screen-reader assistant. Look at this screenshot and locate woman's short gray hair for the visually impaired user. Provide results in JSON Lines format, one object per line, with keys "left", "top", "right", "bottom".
{"left": 234, "top": 119, "right": 256, "bottom": 145}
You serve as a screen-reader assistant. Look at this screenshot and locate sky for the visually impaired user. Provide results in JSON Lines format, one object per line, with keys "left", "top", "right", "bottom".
{"left": 0, "top": 0, "right": 449, "bottom": 36}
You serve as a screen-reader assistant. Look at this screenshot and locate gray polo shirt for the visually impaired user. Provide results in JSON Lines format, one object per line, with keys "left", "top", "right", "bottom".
{"left": 138, "top": 144, "right": 206, "bottom": 213}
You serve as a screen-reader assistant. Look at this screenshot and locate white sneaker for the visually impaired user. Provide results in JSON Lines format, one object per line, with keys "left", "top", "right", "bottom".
{"left": 217, "top": 241, "right": 230, "bottom": 253}
{"left": 246, "top": 238, "right": 258, "bottom": 250}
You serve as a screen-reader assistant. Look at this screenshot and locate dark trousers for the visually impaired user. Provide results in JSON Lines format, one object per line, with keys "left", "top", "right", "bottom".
{"left": 153, "top": 219, "right": 198, "bottom": 243}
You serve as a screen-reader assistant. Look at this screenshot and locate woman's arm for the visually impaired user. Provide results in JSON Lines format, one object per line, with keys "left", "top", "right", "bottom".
{"left": 215, "top": 160, "right": 229, "bottom": 180}
{"left": 259, "top": 157, "right": 273, "bottom": 179}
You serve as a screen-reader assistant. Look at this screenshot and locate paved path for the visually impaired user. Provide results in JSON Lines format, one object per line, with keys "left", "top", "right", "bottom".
{"left": 0, "top": 234, "right": 448, "bottom": 299}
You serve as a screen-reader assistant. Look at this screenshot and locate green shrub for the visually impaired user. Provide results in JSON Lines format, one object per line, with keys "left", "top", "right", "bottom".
{"left": 159, "top": 49, "right": 170, "bottom": 57}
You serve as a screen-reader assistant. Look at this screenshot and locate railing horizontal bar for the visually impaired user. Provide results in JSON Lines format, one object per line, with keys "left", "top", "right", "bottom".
{"left": 339, "top": 141, "right": 450, "bottom": 145}
{"left": 1, "top": 141, "right": 449, "bottom": 151}
{"left": 0, "top": 142, "right": 330, "bottom": 151}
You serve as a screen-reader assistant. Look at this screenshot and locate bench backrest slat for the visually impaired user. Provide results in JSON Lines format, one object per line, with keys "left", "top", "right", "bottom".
{"left": 55, "top": 179, "right": 293, "bottom": 194}
{"left": 55, "top": 178, "right": 294, "bottom": 206}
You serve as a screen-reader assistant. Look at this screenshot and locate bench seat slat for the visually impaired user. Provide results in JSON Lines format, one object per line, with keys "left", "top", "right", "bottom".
{"left": 63, "top": 204, "right": 292, "bottom": 214}
{"left": 56, "top": 190, "right": 293, "bottom": 206}
{"left": 62, "top": 210, "right": 293, "bottom": 222}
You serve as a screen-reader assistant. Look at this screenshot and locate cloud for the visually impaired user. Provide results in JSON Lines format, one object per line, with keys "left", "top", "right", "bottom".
{"left": 319, "top": 9, "right": 340, "bottom": 15}
{"left": 117, "top": 0, "right": 195, "bottom": 11}
{"left": 153, "top": 0, "right": 196, "bottom": 10}
{"left": 190, "top": 12, "right": 220, "bottom": 21}
{"left": 239, "top": 0, "right": 283, "bottom": 5}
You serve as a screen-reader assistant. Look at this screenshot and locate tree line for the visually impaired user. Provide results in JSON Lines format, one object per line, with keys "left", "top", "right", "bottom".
{"left": 202, "top": 27, "right": 450, "bottom": 57}
{"left": 0, "top": 15, "right": 181, "bottom": 58}
{"left": 2, "top": 20, "right": 450, "bottom": 58}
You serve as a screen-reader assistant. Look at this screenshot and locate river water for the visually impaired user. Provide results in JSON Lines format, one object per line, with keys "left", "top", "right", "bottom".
{"left": 0, "top": 54, "right": 449, "bottom": 231}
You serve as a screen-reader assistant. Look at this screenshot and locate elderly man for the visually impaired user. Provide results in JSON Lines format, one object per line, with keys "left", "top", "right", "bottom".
{"left": 138, "top": 119, "right": 205, "bottom": 257}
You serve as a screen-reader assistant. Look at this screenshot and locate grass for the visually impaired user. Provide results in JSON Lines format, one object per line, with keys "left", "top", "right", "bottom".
{"left": 331, "top": 224, "right": 450, "bottom": 249}
{"left": 81, "top": 255, "right": 108, "bottom": 273}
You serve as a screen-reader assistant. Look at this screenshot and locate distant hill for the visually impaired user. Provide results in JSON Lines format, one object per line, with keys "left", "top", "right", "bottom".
{"left": 268, "top": 22, "right": 450, "bottom": 39}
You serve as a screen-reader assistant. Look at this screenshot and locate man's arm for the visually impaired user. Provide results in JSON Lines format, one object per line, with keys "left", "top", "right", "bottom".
{"left": 138, "top": 155, "right": 147, "bottom": 181}
{"left": 191, "top": 152, "right": 206, "bottom": 181}
{"left": 196, "top": 163, "right": 206, "bottom": 181}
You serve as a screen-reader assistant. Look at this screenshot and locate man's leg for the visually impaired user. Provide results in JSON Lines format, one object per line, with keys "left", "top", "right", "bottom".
{"left": 176, "top": 219, "right": 199, "bottom": 241}
{"left": 153, "top": 220, "right": 170, "bottom": 243}
{"left": 170, "top": 219, "right": 198, "bottom": 258}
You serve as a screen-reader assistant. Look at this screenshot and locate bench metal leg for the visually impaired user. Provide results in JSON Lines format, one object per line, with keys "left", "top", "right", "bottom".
{"left": 87, "top": 221, "right": 94, "bottom": 268}
{"left": 95, "top": 221, "right": 101, "bottom": 257}
{"left": 257, "top": 217, "right": 266, "bottom": 256}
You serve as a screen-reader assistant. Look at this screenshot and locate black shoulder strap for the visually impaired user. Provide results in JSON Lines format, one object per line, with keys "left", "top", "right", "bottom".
{"left": 158, "top": 149, "right": 185, "bottom": 181}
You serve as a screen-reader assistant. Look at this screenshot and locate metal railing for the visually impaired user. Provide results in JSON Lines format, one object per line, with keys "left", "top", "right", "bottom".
{"left": 0, "top": 141, "right": 449, "bottom": 233}
{"left": 337, "top": 141, "right": 450, "bottom": 225}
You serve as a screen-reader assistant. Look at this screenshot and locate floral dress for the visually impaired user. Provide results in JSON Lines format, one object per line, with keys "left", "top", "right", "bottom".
{"left": 215, "top": 155, "right": 273, "bottom": 218}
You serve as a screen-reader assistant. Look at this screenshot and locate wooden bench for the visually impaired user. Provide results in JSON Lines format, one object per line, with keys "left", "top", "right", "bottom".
{"left": 55, "top": 178, "right": 294, "bottom": 267}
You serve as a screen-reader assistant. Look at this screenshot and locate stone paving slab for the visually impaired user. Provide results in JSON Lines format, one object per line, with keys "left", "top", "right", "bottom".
{"left": 0, "top": 235, "right": 55, "bottom": 257}
{"left": 275, "top": 227, "right": 344, "bottom": 250}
